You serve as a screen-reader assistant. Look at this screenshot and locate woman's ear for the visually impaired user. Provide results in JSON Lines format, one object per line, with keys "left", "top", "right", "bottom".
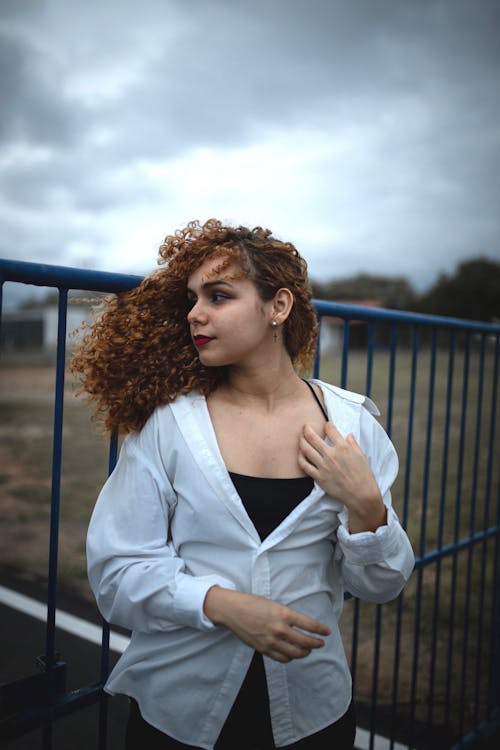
{"left": 271, "top": 288, "right": 294, "bottom": 325}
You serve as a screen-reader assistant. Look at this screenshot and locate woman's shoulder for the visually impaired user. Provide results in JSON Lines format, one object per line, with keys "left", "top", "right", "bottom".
{"left": 140, "top": 391, "right": 203, "bottom": 427}
{"left": 137, "top": 390, "right": 207, "bottom": 444}
{"left": 125, "top": 395, "right": 189, "bottom": 448}
{"left": 121, "top": 392, "right": 201, "bottom": 464}
{"left": 312, "top": 379, "right": 396, "bottom": 470}
{"left": 311, "top": 379, "right": 380, "bottom": 416}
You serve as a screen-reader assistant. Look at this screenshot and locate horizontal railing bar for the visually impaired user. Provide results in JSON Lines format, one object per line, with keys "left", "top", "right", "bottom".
{"left": 2, "top": 258, "right": 500, "bottom": 335}
{"left": 1, "top": 683, "right": 102, "bottom": 740}
{"left": 314, "top": 298, "right": 500, "bottom": 334}
{"left": 414, "top": 526, "right": 500, "bottom": 569}
{"left": 0, "top": 259, "right": 142, "bottom": 294}
{"left": 448, "top": 709, "right": 500, "bottom": 749}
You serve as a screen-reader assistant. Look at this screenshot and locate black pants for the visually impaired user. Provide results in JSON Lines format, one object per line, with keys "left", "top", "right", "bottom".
{"left": 126, "top": 654, "right": 356, "bottom": 749}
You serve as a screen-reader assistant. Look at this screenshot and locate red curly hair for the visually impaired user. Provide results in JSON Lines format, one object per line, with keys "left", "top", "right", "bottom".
{"left": 71, "top": 219, "right": 318, "bottom": 433}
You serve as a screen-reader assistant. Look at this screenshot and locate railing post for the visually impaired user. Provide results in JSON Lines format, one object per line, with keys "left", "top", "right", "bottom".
{"left": 492, "top": 527, "right": 500, "bottom": 720}
{"left": 42, "top": 287, "right": 68, "bottom": 749}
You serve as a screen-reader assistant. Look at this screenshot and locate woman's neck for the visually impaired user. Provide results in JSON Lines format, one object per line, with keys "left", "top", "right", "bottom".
{"left": 220, "top": 358, "right": 304, "bottom": 412}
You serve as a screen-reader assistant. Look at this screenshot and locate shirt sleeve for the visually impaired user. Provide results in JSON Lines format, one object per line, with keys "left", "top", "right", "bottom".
{"left": 86, "top": 411, "right": 236, "bottom": 633}
{"left": 335, "top": 405, "right": 415, "bottom": 603}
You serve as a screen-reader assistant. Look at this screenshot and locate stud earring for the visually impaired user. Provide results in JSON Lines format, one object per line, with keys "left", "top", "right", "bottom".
{"left": 272, "top": 320, "right": 279, "bottom": 342}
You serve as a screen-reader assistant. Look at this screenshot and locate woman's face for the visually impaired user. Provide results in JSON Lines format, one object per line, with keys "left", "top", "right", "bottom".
{"left": 186, "top": 255, "right": 275, "bottom": 368}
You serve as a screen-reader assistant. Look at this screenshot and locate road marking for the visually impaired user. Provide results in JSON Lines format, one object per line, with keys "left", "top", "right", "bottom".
{"left": 355, "top": 727, "right": 410, "bottom": 750}
{"left": 0, "top": 584, "right": 130, "bottom": 653}
{"left": 0, "top": 584, "right": 410, "bottom": 749}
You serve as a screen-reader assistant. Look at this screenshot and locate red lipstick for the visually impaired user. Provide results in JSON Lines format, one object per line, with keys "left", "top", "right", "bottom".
{"left": 193, "top": 335, "right": 214, "bottom": 347}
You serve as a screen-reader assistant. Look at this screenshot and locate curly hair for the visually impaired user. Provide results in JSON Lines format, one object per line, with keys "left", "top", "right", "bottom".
{"left": 70, "top": 219, "right": 318, "bottom": 433}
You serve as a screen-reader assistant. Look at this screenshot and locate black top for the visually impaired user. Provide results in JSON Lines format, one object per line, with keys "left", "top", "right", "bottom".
{"left": 229, "top": 381, "right": 328, "bottom": 540}
{"left": 229, "top": 473, "right": 314, "bottom": 540}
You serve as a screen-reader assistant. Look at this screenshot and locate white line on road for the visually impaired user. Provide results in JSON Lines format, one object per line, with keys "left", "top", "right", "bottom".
{"left": 0, "top": 583, "right": 130, "bottom": 653}
{"left": 355, "top": 727, "right": 410, "bottom": 750}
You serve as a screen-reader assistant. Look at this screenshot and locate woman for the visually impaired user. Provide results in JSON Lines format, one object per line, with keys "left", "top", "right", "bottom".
{"left": 73, "top": 219, "right": 414, "bottom": 750}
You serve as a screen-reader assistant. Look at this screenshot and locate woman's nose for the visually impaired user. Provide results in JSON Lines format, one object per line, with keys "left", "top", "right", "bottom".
{"left": 187, "top": 299, "right": 206, "bottom": 324}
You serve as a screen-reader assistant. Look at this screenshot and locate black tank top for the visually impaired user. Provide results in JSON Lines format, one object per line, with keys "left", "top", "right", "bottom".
{"left": 229, "top": 381, "right": 328, "bottom": 540}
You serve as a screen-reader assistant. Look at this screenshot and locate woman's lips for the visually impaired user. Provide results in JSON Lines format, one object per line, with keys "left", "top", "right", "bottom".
{"left": 193, "top": 335, "right": 214, "bottom": 347}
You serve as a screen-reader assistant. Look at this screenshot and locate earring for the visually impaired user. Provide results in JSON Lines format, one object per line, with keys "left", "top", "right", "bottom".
{"left": 272, "top": 320, "right": 279, "bottom": 342}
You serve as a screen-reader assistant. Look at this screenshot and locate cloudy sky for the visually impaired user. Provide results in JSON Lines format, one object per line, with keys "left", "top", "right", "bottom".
{"left": 1, "top": 0, "right": 500, "bottom": 306}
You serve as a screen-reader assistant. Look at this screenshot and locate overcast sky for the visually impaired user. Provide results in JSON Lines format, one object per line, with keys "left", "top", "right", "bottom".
{"left": 1, "top": 0, "right": 500, "bottom": 307}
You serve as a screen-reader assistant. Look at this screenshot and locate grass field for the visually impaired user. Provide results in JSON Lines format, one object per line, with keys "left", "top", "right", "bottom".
{"left": 0, "top": 341, "right": 498, "bottom": 747}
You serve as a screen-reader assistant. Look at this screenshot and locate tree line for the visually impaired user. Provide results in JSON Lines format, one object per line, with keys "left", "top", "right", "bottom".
{"left": 310, "top": 257, "right": 500, "bottom": 324}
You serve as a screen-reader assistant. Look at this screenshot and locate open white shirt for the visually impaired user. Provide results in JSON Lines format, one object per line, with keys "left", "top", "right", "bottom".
{"left": 86, "top": 380, "right": 415, "bottom": 748}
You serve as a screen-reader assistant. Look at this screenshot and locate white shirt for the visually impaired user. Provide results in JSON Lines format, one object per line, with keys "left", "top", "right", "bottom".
{"left": 86, "top": 380, "right": 415, "bottom": 749}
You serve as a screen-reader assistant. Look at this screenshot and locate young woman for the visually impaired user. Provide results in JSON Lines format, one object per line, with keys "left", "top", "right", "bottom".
{"left": 73, "top": 219, "right": 414, "bottom": 750}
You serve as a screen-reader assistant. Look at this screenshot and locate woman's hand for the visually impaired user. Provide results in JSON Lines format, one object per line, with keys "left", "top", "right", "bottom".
{"left": 203, "top": 588, "right": 330, "bottom": 663}
{"left": 298, "top": 421, "right": 387, "bottom": 534}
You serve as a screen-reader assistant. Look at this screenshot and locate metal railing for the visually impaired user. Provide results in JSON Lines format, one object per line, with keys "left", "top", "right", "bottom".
{"left": 1, "top": 258, "right": 499, "bottom": 749}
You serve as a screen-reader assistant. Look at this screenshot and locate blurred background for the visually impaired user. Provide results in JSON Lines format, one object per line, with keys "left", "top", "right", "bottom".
{"left": 1, "top": 0, "right": 499, "bottom": 311}
{"left": 1, "top": 2, "right": 500, "bottom": 748}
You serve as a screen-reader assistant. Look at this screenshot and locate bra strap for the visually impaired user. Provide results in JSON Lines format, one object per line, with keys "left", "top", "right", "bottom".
{"left": 302, "top": 379, "right": 329, "bottom": 421}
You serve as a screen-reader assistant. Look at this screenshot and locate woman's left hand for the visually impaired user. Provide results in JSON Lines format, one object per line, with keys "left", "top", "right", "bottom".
{"left": 298, "top": 422, "right": 387, "bottom": 534}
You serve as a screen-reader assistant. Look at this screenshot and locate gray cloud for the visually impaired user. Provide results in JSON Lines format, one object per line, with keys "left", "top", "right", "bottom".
{"left": 0, "top": 0, "right": 499, "bottom": 294}
{"left": 0, "top": 29, "right": 87, "bottom": 148}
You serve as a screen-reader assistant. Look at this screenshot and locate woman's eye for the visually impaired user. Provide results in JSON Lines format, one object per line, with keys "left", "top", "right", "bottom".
{"left": 211, "top": 292, "right": 229, "bottom": 303}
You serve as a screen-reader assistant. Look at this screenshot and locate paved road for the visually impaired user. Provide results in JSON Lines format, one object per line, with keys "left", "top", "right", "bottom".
{"left": 0, "top": 573, "right": 129, "bottom": 750}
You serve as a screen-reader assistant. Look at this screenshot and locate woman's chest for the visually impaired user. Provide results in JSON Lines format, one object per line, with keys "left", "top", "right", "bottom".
{"left": 206, "top": 402, "right": 326, "bottom": 478}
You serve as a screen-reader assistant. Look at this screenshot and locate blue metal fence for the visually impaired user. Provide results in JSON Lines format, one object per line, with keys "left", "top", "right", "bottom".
{"left": 1, "top": 258, "right": 499, "bottom": 749}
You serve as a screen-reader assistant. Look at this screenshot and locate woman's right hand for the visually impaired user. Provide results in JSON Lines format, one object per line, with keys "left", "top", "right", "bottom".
{"left": 203, "top": 587, "right": 330, "bottom": 663}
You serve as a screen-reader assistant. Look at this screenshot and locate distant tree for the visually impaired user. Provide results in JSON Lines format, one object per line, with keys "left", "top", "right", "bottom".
{"left": 311, "top": 273, "right": 418, "bottom": 310}
{"left": 417, "top": 257, "right": 500, "bottom": 322}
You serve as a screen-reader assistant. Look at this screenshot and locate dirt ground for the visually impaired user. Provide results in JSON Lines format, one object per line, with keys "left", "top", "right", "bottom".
{"left": 0, "top": 365, "right": 99, "bottom": 602}
{"left": 1, "top": 365, "right": 59, "bottom": 398}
